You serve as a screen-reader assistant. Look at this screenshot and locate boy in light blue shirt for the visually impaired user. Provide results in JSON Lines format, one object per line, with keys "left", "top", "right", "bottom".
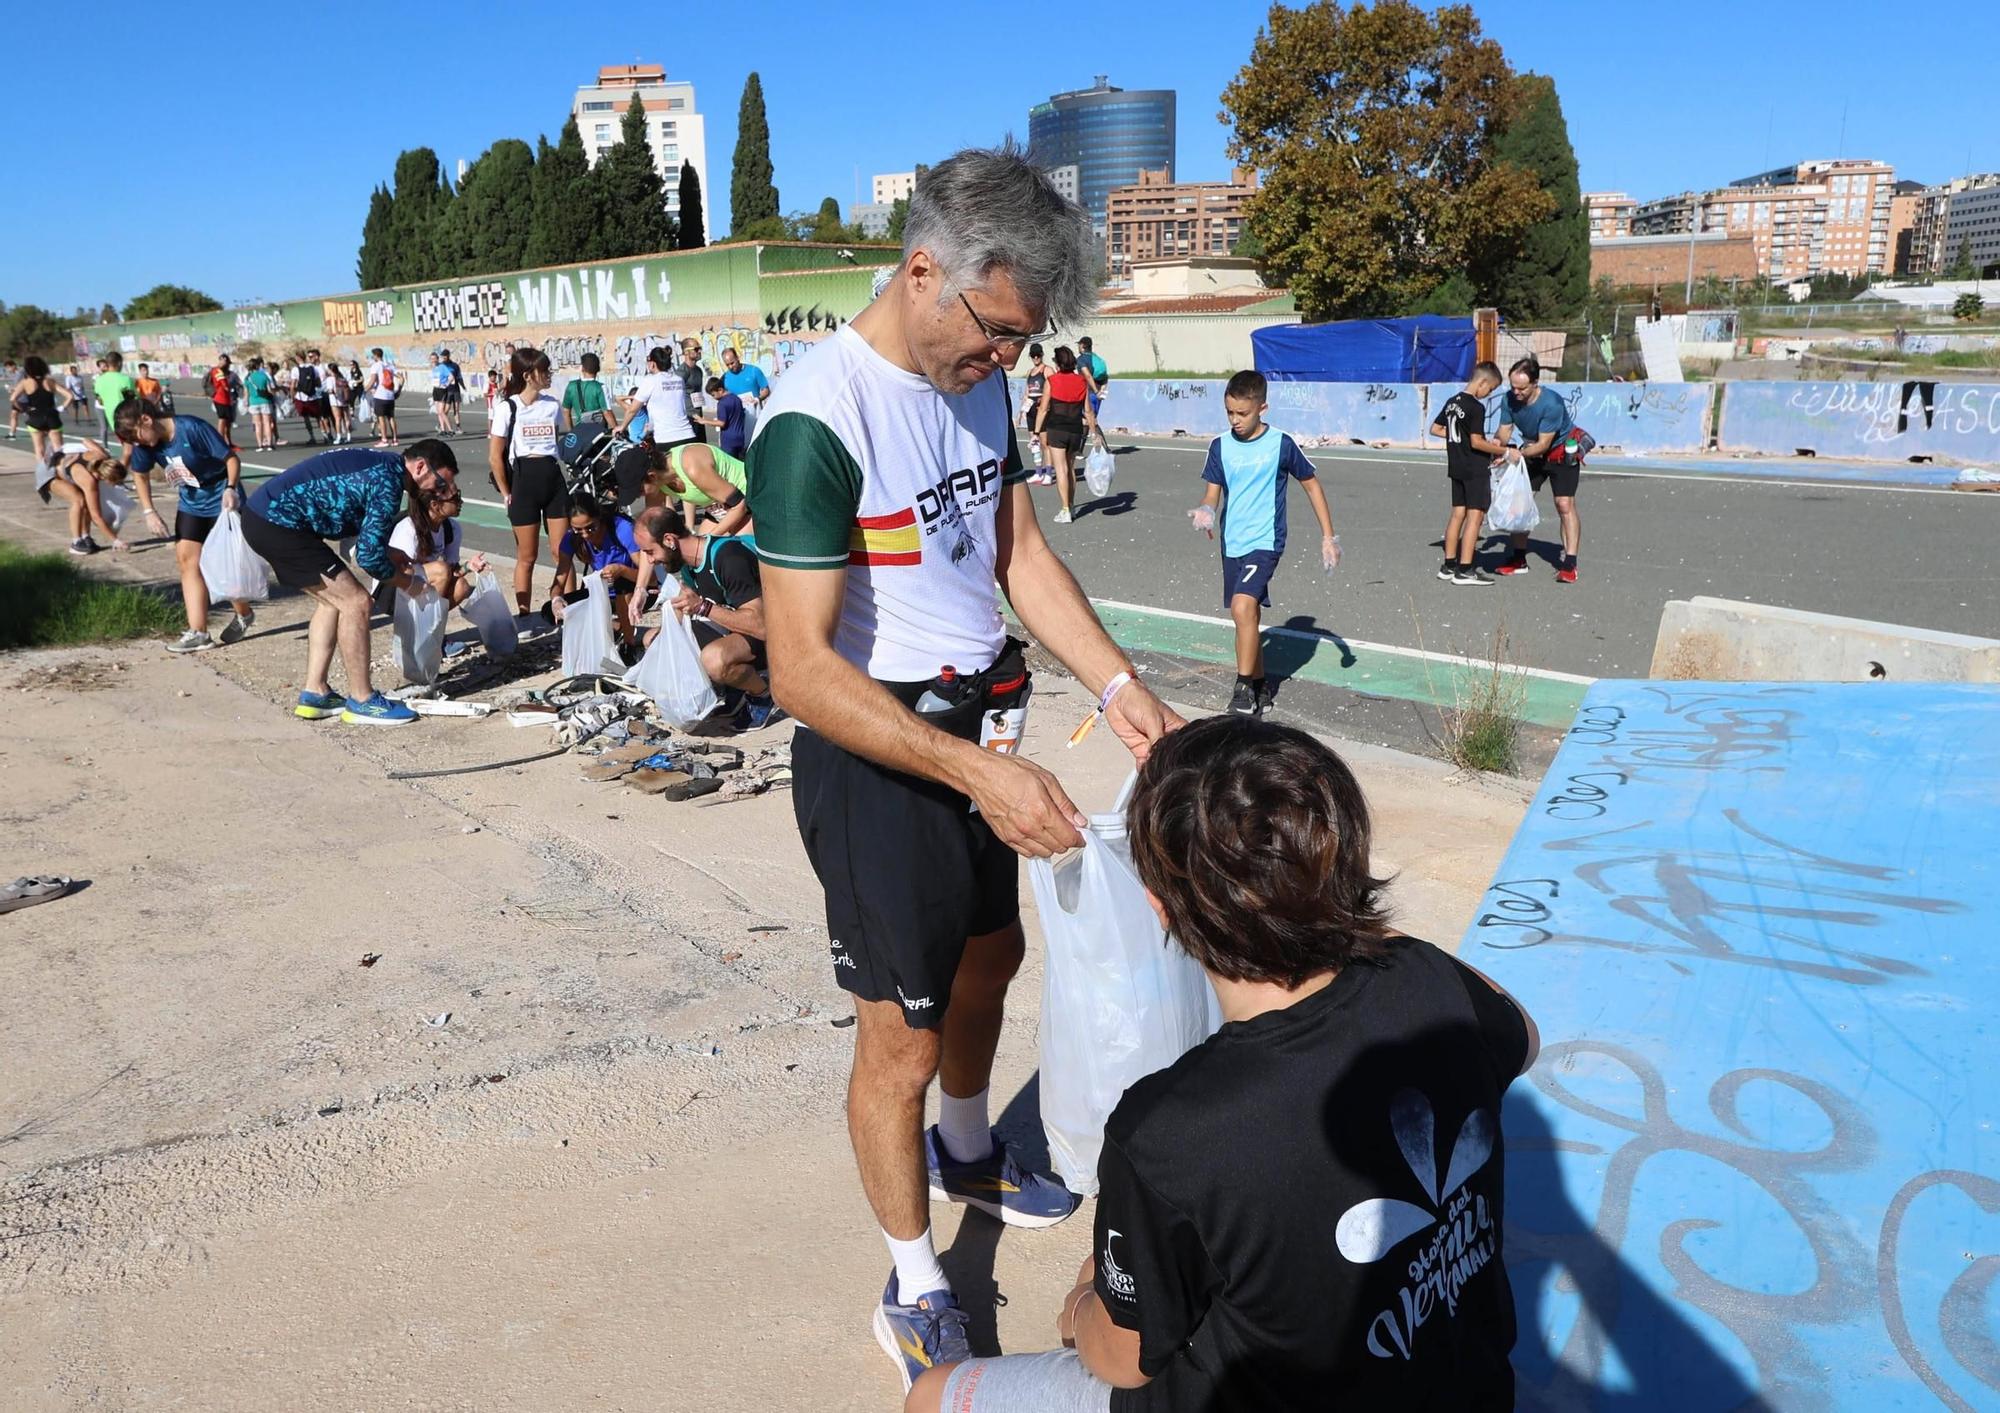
{"left": 1190, "top": 370, "right": 1339, "bottom": 718}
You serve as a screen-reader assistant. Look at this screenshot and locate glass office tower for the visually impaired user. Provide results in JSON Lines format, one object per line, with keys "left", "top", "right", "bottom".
{"left": 1028, "top": 77, "right": 1176, "bottom": 233}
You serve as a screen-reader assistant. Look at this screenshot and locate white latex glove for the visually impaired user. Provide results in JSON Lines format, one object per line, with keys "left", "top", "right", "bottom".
{"left": 1188, "top": 505, "right": 1215, "bottom": 538}
{"left": 1322, "top": 535, "right": 1342, "bottom": 572}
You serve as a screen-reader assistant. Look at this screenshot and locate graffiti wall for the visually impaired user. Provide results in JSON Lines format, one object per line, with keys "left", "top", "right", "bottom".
{"left": 1467, "top": 681, "right": 1999, "bottom": 1411}
{"left": 1062, "top": 378, "right": 1432, "bottom": 445}
{"left": 1719, "top": 381, "right": 2000, "bottom": 462}
{"left": 1435, "top": 381, "right": 1714, "bottom": 456}
{"left": 67, "top": 243, "right": 891, "bottom": 391}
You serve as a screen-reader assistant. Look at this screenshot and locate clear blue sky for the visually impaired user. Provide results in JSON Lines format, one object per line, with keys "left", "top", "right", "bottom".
{"left": 7, "top": 0, "right": 1996, "bottom": 315}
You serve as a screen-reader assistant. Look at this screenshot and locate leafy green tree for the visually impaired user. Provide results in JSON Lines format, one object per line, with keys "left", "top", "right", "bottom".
{"left": 430, "top": 168, "right": 459, "bottom": 278}
{"left": 1954, "top": 291, "right": 1986, "bottom": 320}
{"left": 595, "top": 95, "right": 675, "bottom": 258}
{"left": 383, "top": 148, "right": 445, "bottom": 283}
{"left": 0, "top": 304, "right": 74, "bottom": 361}
{"left": 121, "top": 285, "right": 223, "bottom": 320}
{"left": 736, "top": 216, "right": 793, "bottom": 242}
{"left": 811, "top": 196, "right": 850, "bottom": 243}
{"left": 357, "top": 184, "right": 393, "bottom": 287}
{"left": 527, "top": 118, "right": 599, "bottom": 267}
{"left": 676, "top": 161, "right": 707, "bottom": 249}
{"left": 96, "top": 304, "right": 118, "bottom": 325}
{"left": 441, "top": 139, "right": 537, "bottom": 277}
{"left": 730, "top": 72, "right": 780, "bottom": 237}
{"left": 1945, "top": 237, "right": 1976, "bottom": 281}
{"left": 1221, "top": 0, "right": 1549, "bottom": 320}
{"left": 886, "top": 196, "right": 910, "bottom": 244}
{"left": 1474, "top": 73, "right": 1586, "bottom": 322}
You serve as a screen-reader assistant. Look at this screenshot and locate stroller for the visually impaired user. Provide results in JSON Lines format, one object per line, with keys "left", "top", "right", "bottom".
{"left": 557, "top": 412, "right": 641, "bottom": 506}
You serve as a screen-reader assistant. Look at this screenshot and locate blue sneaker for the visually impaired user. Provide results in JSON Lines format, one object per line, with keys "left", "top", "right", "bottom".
{"left": 339, "top": 692, "right": 418, "bottom": 727}
{"left": 742, "top": 693, "right": 783, "bottom": 730}
{"left": 294, "top": 689, "right": 346, "bottom": 721}
{"left": 925, "top": 1125, "right": 1078, "bottom": 1228}
{"left": 872, "top": 1269, "right": 970, "bottom": 1393}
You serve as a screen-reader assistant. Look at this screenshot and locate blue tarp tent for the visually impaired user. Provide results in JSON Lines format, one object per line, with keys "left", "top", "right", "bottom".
{"left": 1252, "top": 316, "right": 1476, "bottom": 384}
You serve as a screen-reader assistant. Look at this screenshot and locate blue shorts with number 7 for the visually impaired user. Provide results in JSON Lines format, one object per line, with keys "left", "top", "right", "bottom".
{"left": 1221, "top": 549, "right": 1281, "bottom": 609}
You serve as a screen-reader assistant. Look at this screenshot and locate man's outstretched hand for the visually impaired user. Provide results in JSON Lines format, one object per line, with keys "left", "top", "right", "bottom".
{"left": 1105, "top": 681, "right": 1184, "bottom": 765}
{"left": 963, "top": 751, "right": 1088, "bottom": 858}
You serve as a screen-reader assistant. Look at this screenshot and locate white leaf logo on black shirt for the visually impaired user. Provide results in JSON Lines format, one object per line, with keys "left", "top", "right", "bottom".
{"left": 1334, "top": 1088, "right": 1502, "bottom": 1362}
{"left": 1334, "top": 1088, "right": 1494, "bottom": 1264}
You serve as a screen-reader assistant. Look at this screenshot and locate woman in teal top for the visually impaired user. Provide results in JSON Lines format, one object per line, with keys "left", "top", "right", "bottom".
{"left": 243, "top": 357, "right": 279, "bottom": 452}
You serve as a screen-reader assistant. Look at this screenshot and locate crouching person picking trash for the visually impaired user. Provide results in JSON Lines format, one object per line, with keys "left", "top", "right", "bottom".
{"left": 749, "top": 145, "right": 1182, "bottom": 1393}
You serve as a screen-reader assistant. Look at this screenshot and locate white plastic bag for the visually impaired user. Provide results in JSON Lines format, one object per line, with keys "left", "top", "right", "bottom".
{"left": 392, "top": 584, "right": 448, "bottom": 685}
{"left": 99, "top": 483, "right": 135, "bottom": 533}
{"left": 1486, "top": 452, "right": 1540, "bottom": 535}
{"left": 632, "top": 607, "right": 720, "bottom": 727}
{"left": 1030, "top": 792, "right": 1221, "bottom": 1196}
{"left": 354, "top": 397, "right": 374, "bottom": 427}
{"left": 459, "top": 571, "right": 518, "bottom": 656}
{"left": 198, "top": 509, "right": 273, "bottom": 602}
{"left": 560, "top": 572, "right": 625, "bottom": 679}
{"left": 1083, "top": 447, "right": 1115, "bottom": 498}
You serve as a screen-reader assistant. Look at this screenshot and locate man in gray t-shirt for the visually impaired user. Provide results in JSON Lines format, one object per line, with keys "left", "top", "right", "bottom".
{"left": 677, "top": 339, "right": 708, "bottom": 444}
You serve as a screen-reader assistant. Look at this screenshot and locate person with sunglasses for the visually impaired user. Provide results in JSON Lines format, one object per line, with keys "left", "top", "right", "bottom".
{"left": 747, "top": 143, "right": 1183, "bottom": 1393}
{"left": 385, "top": 483, "right": 488, "bottom": 608}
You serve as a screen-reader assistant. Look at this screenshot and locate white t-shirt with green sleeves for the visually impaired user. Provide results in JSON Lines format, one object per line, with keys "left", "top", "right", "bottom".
{"left": 746, "top": 326, "right": 1025, "bottom": 684}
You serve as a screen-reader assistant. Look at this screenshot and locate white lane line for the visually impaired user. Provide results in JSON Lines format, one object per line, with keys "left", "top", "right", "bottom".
{"left": 1089, "top": 597, "right": 1597, "bottom": 685}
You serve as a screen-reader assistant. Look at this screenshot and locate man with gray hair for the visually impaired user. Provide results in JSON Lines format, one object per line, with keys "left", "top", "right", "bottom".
{"left": 750, "top": 143, "right": 1182, "bottom": 1391}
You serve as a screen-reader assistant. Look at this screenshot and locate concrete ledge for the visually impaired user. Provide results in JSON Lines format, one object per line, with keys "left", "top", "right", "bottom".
{"left": 1651, "top": 596, "right": 2000, "bottom": 682}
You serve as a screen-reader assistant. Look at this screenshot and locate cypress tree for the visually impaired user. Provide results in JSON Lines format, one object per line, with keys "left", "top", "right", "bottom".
{"left": 730, "top": 72, "right": 779, "bottom": 236}
{"left": 383, "top": 148, "right": 444, "bottom": 284}
{"left": 530, "top": 118, "right": 599, "bottom": 266}
{"left": 430, "top": 168, "right": 459, "bottom": 279}
{"left": 357, "top": 184, "right": 393, "bottom": 287}
{"left": 448, "top": 139, "right": 536, "bottom": 276}
{"left": 595, "top": 94, "right": 675, "bottom": 258}
{"left": 1480, "top": 74, "right": 1588, "bottom": 323}
{"left": 676, "top": 161, "right": 706, "bottom": 249}
{"left": 811, "top": 196, "right": 847, "bottom": 243}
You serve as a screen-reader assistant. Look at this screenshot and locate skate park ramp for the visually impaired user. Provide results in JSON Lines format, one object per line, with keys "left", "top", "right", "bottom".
{"left": 1460, "top": 681, "right": 1999, "bottom": 1411}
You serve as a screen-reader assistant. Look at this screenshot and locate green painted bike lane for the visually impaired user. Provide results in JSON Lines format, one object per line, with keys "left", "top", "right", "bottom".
{"left": 1085, "top": 601, "right": 1590, "bottom": 728}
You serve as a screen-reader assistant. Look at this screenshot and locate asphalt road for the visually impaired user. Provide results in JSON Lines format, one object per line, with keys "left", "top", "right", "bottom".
{"left": 127, "top": 378, "right": 1999, "bottom": 767}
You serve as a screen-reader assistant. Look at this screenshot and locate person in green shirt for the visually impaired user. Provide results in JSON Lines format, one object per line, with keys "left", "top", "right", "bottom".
{"left": 93, "top": 351, "right": 137, "bottom": 444}
{"left": 560, "top": 351, "right": 612, "bottom": 429}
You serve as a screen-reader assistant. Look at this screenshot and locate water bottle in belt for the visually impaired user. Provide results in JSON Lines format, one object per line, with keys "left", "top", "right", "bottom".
{"left": 915, "top": 665, "right": 972, "bottom": 715}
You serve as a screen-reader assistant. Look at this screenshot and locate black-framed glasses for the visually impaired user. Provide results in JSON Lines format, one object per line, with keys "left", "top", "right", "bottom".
{"left": 958, "top": 292, "right": 1057, "bottom": 351}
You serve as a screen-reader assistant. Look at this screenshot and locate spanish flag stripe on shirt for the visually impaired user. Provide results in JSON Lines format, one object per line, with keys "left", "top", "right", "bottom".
{"left": 851, "top": 507, "right": 921, "bottom": 566}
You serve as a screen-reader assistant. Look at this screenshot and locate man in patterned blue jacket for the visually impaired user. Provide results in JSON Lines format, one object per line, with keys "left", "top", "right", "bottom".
{"left": 242, "top": 439, "right": 458, "bottom": 726}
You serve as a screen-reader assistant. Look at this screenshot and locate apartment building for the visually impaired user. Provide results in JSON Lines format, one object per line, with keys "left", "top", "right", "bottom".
{"left": 572, "top": 65, "right": 708, "bottom": 228}
{"left": 1104, "top": 168, "right": 1257, "bottom": 275}
{"left": 1585, "top": 192, "right": 1636, "bottom": 240}
{"left": 1624, "top": 160, "right": 1895, "bottom": 279}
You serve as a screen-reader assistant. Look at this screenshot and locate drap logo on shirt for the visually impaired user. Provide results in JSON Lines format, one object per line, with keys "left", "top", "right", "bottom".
{"left": 1333, "top": 1088, "right": 1499, "bottom": 1363}
{"left": 849, "top": 458, "right": 999, "bottom": 569}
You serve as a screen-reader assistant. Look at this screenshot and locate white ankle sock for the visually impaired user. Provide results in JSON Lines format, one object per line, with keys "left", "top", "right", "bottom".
{"left": 938, "top": 1087, "right": 994, "bottom": 1163}
{"left": 884, "top": 1227, "right": 949, "bottom": 1303}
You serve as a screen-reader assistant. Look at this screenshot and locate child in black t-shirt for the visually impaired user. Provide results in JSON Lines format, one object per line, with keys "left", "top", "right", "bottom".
{"left": 1428, "top": 360, "right": 1509, "bottom": 586}
{"left": 908, "top": 715, "right": 1540, "bottom": 1413}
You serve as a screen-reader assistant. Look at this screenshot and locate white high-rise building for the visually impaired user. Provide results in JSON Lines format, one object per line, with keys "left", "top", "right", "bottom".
{"left": 872, "top": 172, "right": 918, "bottom": 205}
{"left": 572, "top": 65, "right": 708, "bottom": 232}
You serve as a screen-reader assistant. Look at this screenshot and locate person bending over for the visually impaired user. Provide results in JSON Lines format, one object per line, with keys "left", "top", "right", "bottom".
{"left": 633, "top": 506, "right": 776, "bottom": 729}
{"left": 116, "top": 399, "right": 257, "bottom": 654}
{"left": 240, "top": 439, "right": 458, "bottom": 726}
{"left": 912, "top": 713, "right": 1539, "bottom": 1413}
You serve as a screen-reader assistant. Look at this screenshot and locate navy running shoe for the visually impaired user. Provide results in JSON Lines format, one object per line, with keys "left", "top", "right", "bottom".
{"left": 925, "top": 1125, "right": 1078, "bottom": 1228}
{"left": 872, "top": 1270, "right": 970, "bottom": 1393}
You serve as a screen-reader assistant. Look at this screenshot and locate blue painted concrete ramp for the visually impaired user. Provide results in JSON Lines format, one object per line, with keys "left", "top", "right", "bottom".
{"left": 1461, "top": 681, "right": 2000, "bottom": 1411}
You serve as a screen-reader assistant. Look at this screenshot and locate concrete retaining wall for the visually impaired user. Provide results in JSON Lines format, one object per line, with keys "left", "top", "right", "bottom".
{"left": 1717, "top": 381, "right": 2000, "bottom": 463}
{"left": 1076, "top": 379, "right": 1431, "bottom": 444}
{"left": 1651, "top": 596, "right": 2000, "bottom": 682}
{"left": 1429, "top": 381, "right": 1713, "bottom": 455}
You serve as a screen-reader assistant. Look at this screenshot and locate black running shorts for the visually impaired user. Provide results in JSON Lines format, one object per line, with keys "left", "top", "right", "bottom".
{"left": 174, "top": 509, "right": 218, "bottom": 543}
{"left": 240, "top": 509, "right": 347, "bottom": 589}
{"left": 1527, "top": 454, "right": 1580, "bottom": 499}
{"left": 791, "top": 724, "right": 1019, "bottom": 1030}
{"left": 506, "top": 455, "right": 571, "bottom": 526}
{"left": 1450, "top": 472, "right": 1492, "bottom": 512}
